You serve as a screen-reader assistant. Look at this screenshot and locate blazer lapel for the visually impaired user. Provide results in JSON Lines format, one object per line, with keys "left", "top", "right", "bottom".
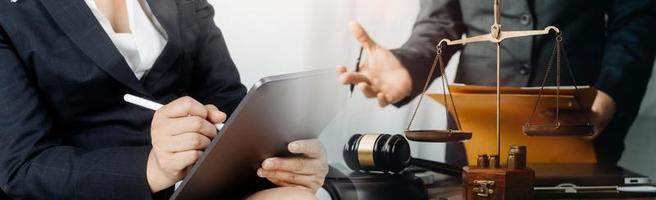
{"left": 39, "top": 0, "right": 150, "bottom": 96}
{"left": 141, "top": 0, "right": 182, "bottom": 89}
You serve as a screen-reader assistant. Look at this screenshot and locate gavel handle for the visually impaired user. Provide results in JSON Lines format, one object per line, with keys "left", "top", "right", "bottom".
{"left": 410, "top": 158, "right": 463, "bottom": 177}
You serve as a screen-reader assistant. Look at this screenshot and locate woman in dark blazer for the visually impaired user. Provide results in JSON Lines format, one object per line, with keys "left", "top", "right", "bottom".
{"left": 0, "top": 0, "right": 326, "bottom": 199}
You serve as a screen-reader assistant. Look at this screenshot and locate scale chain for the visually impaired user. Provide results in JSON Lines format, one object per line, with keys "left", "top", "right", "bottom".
{"left": 406, "top": 43, "right": 464, "bottom": 133}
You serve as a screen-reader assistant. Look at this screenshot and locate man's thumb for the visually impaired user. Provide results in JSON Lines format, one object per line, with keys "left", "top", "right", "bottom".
{"left": 349, "top": 21, "right": 377, "bottom": 50}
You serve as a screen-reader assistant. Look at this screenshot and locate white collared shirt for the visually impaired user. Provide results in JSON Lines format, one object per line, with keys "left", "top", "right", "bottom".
{"left": 84, "top": 0, "right": 168, "bottom": 79}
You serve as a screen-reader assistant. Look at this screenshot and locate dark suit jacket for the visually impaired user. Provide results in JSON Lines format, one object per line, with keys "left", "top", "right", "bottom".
{"left": 392, "top": 0, "right": 656, "bottom": 164}
{"left": 0, "top": 0, "right": 247, "bottom": 199}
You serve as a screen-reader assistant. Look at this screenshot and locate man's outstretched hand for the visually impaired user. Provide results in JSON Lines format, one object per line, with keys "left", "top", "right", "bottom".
{"left": 337, "top": 21, "right": 412, "bottom": 107}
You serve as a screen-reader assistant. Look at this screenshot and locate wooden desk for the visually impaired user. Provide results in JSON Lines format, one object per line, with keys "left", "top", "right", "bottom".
{"left": 424, "top": 174, "right": 656, "bottom": 200}
{"left": 427, "top": 185, "right": 462, "bottom": 200}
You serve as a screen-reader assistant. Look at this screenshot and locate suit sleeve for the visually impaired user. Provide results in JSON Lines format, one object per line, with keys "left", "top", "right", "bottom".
{"left": 595, "top": 0, "right": 656, "bottom": 114}
{"left": 591, "top": 0, "right": 656, "bottom": 163}
{"left": 189, "top": 0, "right": 247, "bottom": 116}
{"left": 0, "top": 22, "right": 155, "bottom": 199}
{"left": 391, "top": 0, "right": 466, "bottom": 106}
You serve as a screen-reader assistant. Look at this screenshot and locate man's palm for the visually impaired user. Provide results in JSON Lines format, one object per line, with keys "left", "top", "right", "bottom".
{"left": 338, "top": 21, "right": 412, "bottom": 107}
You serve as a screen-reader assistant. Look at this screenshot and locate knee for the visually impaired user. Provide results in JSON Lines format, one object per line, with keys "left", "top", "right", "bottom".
{"left": 247, "top": 187, "right": 317, "bottom": 200}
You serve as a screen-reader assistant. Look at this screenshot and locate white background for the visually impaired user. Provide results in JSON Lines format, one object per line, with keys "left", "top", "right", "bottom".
{"left": 208, "top": 0, "right": 656, "bottom": 179}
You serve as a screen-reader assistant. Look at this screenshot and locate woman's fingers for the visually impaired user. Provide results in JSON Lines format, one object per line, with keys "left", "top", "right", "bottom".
{"left": 204, "top": 104, "right": 227, "bottom": 124}
{"left": 168, "top": 150, "right": 203, "bottom": 172}
{"left": 160, "top": 116, "right": 217, "bottom": 139}
{"left": 261, "top": 157, "right": 327, "bottom": 175}
{"left": 256, "top": 139, "right": 328, "bottom": 192}
{"left": 159, "top": 96, "right": 208, "bottom": 119}
{"left": 288, "top": 139, "right": 325, "bottom": 159}
{"left": 166, "top": 132, "right": 212, "bottom": 153}
{"left": 257, "top": 169, "right": 324, "bottom": 192}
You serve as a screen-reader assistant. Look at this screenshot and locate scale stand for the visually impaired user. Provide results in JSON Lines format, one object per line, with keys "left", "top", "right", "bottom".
{"left": 404, "top": 0, "right": 592, "bottom": 154}
{"left": 402, "top": 0, "right": 596, "bottom": 199}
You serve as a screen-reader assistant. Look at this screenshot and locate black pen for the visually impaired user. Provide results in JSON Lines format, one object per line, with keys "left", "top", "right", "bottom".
{"left": 350, "top": 47, "right": 364, "bottom": 96}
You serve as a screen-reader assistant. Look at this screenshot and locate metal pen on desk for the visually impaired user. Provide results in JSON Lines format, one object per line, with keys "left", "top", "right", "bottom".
{"left": 123, "top": 94, "right": 224, "bottom": 130}
{"left": 350, "top": 47, "right": 364, "bottom": 96}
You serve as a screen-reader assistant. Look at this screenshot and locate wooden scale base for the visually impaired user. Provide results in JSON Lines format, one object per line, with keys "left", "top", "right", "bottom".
{"left": 463, "top": 167, "right": 535, "bottom": 200}
{"left": 462, "top": 146, "right": 535, "bottom": 200}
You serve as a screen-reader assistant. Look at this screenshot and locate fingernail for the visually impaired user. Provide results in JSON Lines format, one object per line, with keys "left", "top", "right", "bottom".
{"left": 257, "top": 169, "right": 265, "bottom": 177}
{"left": 263, "top": 159, "right": 274, "bottom": 169}
{"left": 289, "top": 143, "right": 300, "bottom": 152}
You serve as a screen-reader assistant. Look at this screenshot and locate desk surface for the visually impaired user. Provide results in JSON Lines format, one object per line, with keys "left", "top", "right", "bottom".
{"left": 427, "top": 185, "right": 656, "bottom": 200}
{"left": 424, "top": 174, "right": 656, "bottom": 200}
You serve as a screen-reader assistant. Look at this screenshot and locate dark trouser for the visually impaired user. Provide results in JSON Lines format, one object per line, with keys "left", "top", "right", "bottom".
{"left": 445, "top": 142, "right": 468, "bottom": 167}
{"left": 445, "top": 115, "right": 468, "bottom": 167}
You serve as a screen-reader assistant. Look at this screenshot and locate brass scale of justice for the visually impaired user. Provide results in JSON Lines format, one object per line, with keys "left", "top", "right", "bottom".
{"left": 403, "top": 0, "right": 594, "bottom": 157}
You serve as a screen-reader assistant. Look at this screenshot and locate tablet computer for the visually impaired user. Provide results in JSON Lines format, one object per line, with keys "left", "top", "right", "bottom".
{"left": 171, "top": 69, "right": 347, "bottom": 199}
{"left": 532, "top": 164, "right": 651, "bottom": 187}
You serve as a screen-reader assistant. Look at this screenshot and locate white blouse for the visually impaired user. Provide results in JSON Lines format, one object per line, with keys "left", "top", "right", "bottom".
{"left": 84, "top": 0, "right": 168, "bottom": 79}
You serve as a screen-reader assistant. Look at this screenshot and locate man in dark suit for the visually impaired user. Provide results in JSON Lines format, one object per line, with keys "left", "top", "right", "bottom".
{"left": 338, "top": 0, "right": 656, "bottom": 166}
{"left": 0, "top": 0, "right": 326, "bottom": 199}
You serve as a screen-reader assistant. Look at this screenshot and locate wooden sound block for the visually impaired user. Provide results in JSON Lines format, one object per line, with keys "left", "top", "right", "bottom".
{"left": 463, "top": 167, "right": 535, "bottom": 200}
{"left": 404, "top": 130, "right": 472, "bottom": 142}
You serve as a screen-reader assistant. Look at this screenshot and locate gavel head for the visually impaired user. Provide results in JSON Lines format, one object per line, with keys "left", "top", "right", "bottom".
{"left": 343, "top": 134, "right": 411, "bottom": 173}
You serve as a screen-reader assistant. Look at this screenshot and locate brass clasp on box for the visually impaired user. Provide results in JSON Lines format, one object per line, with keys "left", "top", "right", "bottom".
{"left": 473, "top": 180, "right": 495, "bottom": 197}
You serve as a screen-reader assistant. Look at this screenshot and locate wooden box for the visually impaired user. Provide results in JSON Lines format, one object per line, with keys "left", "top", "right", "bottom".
{"left": 463, "top": 167, "right": 535, "bottom": 200}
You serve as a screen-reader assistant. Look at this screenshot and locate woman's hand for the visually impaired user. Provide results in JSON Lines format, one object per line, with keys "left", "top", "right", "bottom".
{"left": 146, "top": 96, "right": 226, "bottom": 192}
{"left": 542, "top": 90, "right": 616, "bottom": 139}
{"left": 256, "top": 139, "right": 329, "bottom": 193}
{"left": 585, "top": 90, "right": 617, "bottom": 140}
{"left": 337, "top": 21, "right": 412, "bottom": 107}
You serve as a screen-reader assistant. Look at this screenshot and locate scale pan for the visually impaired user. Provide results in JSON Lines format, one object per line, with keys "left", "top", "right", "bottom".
{"left": 523, "top": 124, "right": 593, "bottom": 136}
{"left": 404, "top": 130, "right": 472, "bottom": 142}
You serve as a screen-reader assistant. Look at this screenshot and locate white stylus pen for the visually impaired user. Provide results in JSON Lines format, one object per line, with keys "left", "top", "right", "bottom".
{"left": 123, "top": 94, "right": 224, "bottom": 130}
